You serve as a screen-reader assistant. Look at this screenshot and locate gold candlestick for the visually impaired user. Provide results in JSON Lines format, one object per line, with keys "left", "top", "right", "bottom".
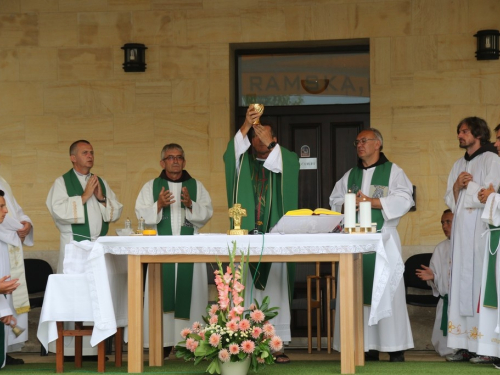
{"left": 228, "top": 203, "right": 248, "bottom": 235}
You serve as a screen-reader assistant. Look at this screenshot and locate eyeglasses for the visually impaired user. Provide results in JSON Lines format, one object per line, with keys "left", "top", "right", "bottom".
{"left": 162, "top": 155, "right": 184, "bottom": 162}
{"left": 353, "top": 138, "right": 377, "bottom": 147}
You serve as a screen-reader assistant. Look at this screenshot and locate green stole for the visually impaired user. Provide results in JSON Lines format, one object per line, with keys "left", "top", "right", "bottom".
{"left": 153, "top": 177, "right": 197, "bottom": 320}
{"left": 0, "top": 321, "right": 4, "bottom": 368}
{"left": 347, "top": 162, "right": 393, "bottom": 305}
{"left": 483, "top": 224, "right": 499, "bottom": 308}
{"left": 440, "top": 294, "right": 449, "bottom": 336}
{"left": 62, "top": 169, "right": 108, "bottom": 241}
{"left": 223, "top": 139, "right": 299, "bottom": 304}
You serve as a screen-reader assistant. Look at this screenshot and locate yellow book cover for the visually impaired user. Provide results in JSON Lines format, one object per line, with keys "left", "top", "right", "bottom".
{"left": 285, "top": 208, "right": 341, "bottom": 216}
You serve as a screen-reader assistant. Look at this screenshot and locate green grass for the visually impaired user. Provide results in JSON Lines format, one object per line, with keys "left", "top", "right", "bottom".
{"left": 1, "top": 360, "right": 499, "bottom": 374}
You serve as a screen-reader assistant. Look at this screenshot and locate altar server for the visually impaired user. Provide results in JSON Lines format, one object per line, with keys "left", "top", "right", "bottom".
{"left": 135, "top": 143, "right": 213, "bottom": 357}
{"left": 329, "top": 128, "right": 414, "bottom": 362}
{"left": 444, "top": 117, "right": 500, "bottom": 363}
{"left": 0, "top": 173, "right": 33, "bottom": 363}
{"left": 416, "top": 210, "right": 454, "bottom": 357}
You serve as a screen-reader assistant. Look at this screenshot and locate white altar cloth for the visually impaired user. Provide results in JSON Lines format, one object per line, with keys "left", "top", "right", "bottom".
{"left": 85, "top": 232, "right": 403, "bottom": 346}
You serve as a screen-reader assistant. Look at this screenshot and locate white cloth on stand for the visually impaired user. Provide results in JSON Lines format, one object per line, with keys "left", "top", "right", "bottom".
{"left": 445, "top": 152, "right": 500, "bottom": 353}
{"left": 330, "top": 163, "right": 415, "bottom": 352}
{"left": 427, "top": 239, "right": 453, "bottom": 356}
{"left": 135, "top": 177, "right": 213, "bottom": 347}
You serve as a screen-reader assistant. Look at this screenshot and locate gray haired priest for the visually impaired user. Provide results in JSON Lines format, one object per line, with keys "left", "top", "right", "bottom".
{"left": 135, "top": 143, "right": 213, "bottom": 358}
{"left": 329, "top": 128, "right": 414, "bottom": 362}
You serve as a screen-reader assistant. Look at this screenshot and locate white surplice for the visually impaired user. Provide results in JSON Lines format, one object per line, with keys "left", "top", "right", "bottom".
{"left": 445, "top": 152, "right": 500, "bottom": 353}
{"left": 233, "top": 130, "right": 292, "bottom": 342}
{"left": 475, "top": 193, "right": 500, "bottom": 356}
{"left": 0, "top": 175, "right": 32, "bottom": 352}
{"left": 329, "top": 162, "right": 415, "bottom": 352}
{"left": 46, "top": 169, "right": 123, "bottom": 355}
{"left": 135, "top": 177, "right": 213, "bottom": 347}
{"left": 427, "top": 239, "right": 454, "bottom": 356}
{"left": 0, "top": 239, "right": 14, "bottom": 368}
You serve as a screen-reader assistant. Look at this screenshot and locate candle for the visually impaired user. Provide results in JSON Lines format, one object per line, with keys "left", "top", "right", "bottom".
{"left": 344, "top": 191, "right": 356, "bottom": 228}
{"left": 359, "top": 199, "right": 372, "bottom": 228}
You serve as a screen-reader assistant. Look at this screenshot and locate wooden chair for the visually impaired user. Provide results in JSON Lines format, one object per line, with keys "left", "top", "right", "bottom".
{"left": 55, "top": 323, "right": 123, "bottom": 373}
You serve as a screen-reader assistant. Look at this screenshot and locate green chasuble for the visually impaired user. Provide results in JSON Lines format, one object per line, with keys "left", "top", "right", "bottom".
{"left": 153, "top": 173, "right": 197, "bottom": 320}
{"left": 223, "top": 138, "right": 299, "bottom": 304}
{"left": 347, "top": 160, "right": 392, "bottom": 305}
{"left": 62, "top": 169, "right": 108, "bottom": 241}
{"left": 484, "top": 225, "right": 500, "bottom": 308}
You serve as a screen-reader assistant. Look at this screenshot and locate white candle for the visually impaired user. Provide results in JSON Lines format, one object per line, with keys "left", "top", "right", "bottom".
{"left": 359, "top": 199, "right": 372, "bottom": 228}
{"left": 344, "top": 191, "right": 356, "bottom": 228}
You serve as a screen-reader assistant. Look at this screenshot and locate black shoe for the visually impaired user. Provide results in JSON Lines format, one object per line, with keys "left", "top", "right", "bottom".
{"left": 389, "top": 350, "right": 405, "bottom": 362}
{"left": 164, "top": 346, "right": 173, "bottom": 359}
{"left": 365, "top": 350, "right": 379, "bottom": 361}
{"left": 6, "top": 355, "right": 24, "bottom": 365}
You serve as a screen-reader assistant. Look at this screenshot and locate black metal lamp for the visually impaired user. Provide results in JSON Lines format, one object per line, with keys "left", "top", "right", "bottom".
{"left": 474, "top": 30, "right": 499, "bottom": 60}
{"left": 121, "top": 43, "right": 147, "bottom": 72}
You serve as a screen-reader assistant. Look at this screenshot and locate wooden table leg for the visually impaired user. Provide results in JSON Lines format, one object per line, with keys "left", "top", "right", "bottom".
{"left": 97, "top": 340, "right": 106, "bottom": 372}
{"left": 128, "top": 255, "right": 144, "bottom": 373}
{"left": 56, "top": 322, "right": 64, "bottom": 373}
{"left": 149, "top": 263, "right": 164, "bottom": 366}
{"left": 354, "top": 254, "right": 364, "bottom": 366}
{"left": 74, "top": 322, "right": 83, "bottom": 368}
{"left": 115, "top": 327, "right": 123, "bottom": 367}
{"left": 340, "top": 253, "right": 356, "bottom": 374}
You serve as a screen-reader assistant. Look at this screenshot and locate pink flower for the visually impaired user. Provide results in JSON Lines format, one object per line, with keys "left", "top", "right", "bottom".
{"left": 269, "top": 336, "right": 283, "bottom": 352}
{"left": 209, "top": 333, "right": 221, "bottom": 347}
{"left": 241, "top": 340, "right": 255, "bottom": 354}
{"left": 209, "top": 314, "right": 219, "bottom": 324}
{"left": 249, "top": 303, "right": 257, "bottom": 310}
{"left": 186, "top": 338, "right": 199, "bottom": 352}
{"left": 238, "top": 319, "right": 251, "bottom": 331}
{"left": 232, "top": 295, "right": 244, "bottom": 306}
{"left": 226, "top": 319, "right": 239, "bottom": 331}
{"left": 192, "top": 321, "right": 201, "bottom": 331}
{"left": 233, "top": 281, "right": 244, "bottom": 293}
{"left": 218, "top": 349, "right": 230, "bottom": 363}
{"left": 200, "top": 331, "right": 205, "bottom": 340}
{"left": 223, "top": 272, "right": 232, "bottom": 284}
{"left": 180, "top": 328, "right": 192, "bottom": 339}
{"left": 263, "top": 323, "right": 275, "bottom": 338}
{"left": 251, "top": 327, "right": 263, "bottom": 339}
{"left": 250, "top": 309, "right": 265, "bottom": 323}
{"left": 229, "top": 343, "right": 240, "bottom": 355}
{"left": 257, "top": 356, "right": 265, "bottom": 364}
{"left": 209, "top": 304, "right": 219, "bottom": 315}
{"left": 232, "top": 305, "right": 244, "bottom": 316}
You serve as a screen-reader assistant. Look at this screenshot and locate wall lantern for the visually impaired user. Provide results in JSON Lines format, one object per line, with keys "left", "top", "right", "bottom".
{"left": 121, "top": 43, "right": 147, "bottom": 72}
{"left": 474, "top": 30, "right": 499, "bottom": 60}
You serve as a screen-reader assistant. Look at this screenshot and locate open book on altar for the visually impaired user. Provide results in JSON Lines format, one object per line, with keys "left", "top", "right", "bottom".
{"left": 269, "top": 208, "right": 344, "bottom": 234}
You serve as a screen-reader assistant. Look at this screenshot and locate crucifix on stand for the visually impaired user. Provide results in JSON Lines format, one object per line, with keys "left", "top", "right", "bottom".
{"left": 228, "top": 203, "right": 248, "bottom": 235}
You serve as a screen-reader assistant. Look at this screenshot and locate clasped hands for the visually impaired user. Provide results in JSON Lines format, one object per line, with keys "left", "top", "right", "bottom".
{"left": 478, "top": 183, "right": 495, "bottom": 204}
{"left": 82, "top": 174, "right": 105, "bottom": 204}
{"left": 157, "top": 186, "right": 192, "bottom": 212}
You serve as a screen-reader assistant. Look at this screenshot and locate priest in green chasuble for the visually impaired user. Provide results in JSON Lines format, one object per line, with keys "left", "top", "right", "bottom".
{"left": 329, "top": 128, "right": 414, "bottom": 362}
{"left": 224, "top": 105, "right": 299, "bottom": 363}
{"left": 46, "top": 139, "right": 123, "bottom": 356}
{"left": 135, "top": 143, "right": 213, "bottom": 358}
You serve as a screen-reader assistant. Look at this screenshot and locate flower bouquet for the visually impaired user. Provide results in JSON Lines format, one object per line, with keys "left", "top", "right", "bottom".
{"left": 175, "top": 242, "right": 282, "bottom": 374}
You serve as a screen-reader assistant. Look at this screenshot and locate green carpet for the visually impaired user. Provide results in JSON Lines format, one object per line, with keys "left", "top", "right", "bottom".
{"left": 0, "top": 361, "right": 499, "bottom": 374}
